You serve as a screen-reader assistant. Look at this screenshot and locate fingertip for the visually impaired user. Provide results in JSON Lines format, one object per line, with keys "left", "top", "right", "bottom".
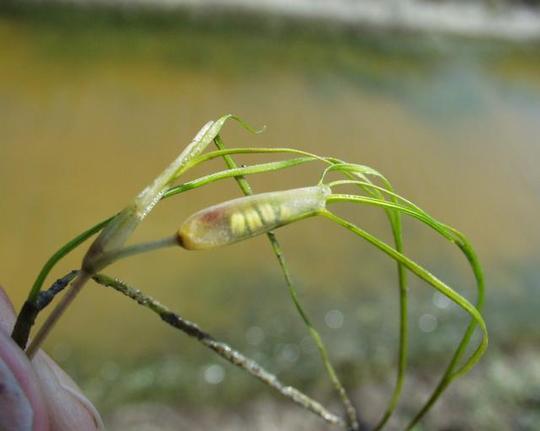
{"left": 32, "top": 351, "right": 104, "bottom": 431}
{"left": 0, "top": 285, "right": 16, "bottom": 333}
{"left": 0, "top": 330, "right": 50, "bottom": 431}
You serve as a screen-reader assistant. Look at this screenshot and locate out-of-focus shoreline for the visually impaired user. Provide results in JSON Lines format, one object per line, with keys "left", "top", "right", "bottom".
{"left": 10, "top": 0, "right": 540, "bottom": 41}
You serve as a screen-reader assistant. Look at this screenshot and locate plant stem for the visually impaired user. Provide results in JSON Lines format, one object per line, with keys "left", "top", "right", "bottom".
{"left": 268, "top": 234, "right": 360, "bottom": 430}
{"left": 32, "top": 270, "right": 80, "bottom": 311}
{"left": 11, "top": 270, "right": 79, "bottom": 350}
{"left": 26, "top": 271, "right": 91, "bottom": 358}
{"left": 92, "top": 273, "right": 346, "bottom": 428}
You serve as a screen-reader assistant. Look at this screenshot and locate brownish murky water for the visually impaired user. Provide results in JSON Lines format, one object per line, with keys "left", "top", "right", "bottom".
{"left": 1, "top": 13, "right": 539, "bottom": 381}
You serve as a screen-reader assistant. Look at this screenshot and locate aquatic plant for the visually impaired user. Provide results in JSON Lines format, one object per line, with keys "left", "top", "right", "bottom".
{"left": 11, "top": 115, "right": 487, "bottom": 430}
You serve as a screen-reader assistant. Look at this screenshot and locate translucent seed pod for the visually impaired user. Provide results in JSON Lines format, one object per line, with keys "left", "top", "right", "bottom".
{"left": 178, "top": 185, "right": 330, "bottom": 250}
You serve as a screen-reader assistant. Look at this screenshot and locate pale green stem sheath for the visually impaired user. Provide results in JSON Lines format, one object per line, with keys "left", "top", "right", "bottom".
{"left": 92, "top": 274, "right": 345, "bottom": 429}
{"left": 321, "top": 209, "right": 487, "bottom": 426}
{"left": 213, "top": 136, "right": 359, "bottom": 430}
{"left": 24, "top": 117, "right": 235, "bottom": 357}
{"left": 88, "top": 236, "right": 179, "bottom": 269}
{"left": 83, "top": 117, "right": 228, "bottom": 269}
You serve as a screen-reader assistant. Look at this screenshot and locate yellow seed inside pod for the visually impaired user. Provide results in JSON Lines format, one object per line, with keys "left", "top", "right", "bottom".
{"left": 259, "top": 203, "right": 276, "bottom": 224}
{"left": 230, "top": 212, "right": 246, "bottom": 236}
{"left": 279, "top": 204, "right": 290, "bottom": 221}
{"left": 244, "top": 208, "right": 263, "bottom": 231}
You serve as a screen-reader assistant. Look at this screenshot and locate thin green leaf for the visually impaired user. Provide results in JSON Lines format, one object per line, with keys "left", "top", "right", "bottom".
{"left": 327, "top": 168, "right": 409, "bottom": 430}
{"left": 321, "top": 209, "right": 488, "bottom": 373}
{"left": 324, "top": 195, "right": 486, "bottom": 427}
{"left": 26, "top": 217, "right": 114, "bottom": 302}
{"left": 164, "top": 157, "right": 317, "bottom": 199}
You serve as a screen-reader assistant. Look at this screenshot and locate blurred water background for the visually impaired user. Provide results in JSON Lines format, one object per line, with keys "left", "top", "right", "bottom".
{"left": 1, "top": 1, "right": 540, "bottom": 429}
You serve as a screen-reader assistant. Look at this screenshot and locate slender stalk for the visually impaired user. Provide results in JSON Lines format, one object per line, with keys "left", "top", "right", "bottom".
{"left": 268, "top": 234, "right": 360, "bottom": 430}
{"left": 92, "top": 274, "right": 346, "bottom": 428}
{"left": 213, "top": 136, "right": 359, "bottom": 430}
